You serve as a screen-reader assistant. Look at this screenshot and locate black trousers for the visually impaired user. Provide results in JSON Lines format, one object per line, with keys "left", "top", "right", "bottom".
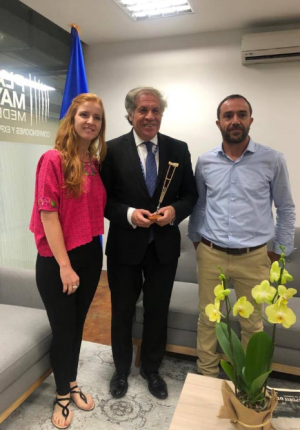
{"left": 107, "top": 241, "right": 178, "bottom": 374}
{"left": 36, "top": 236, "right": 102, "bottom": 395}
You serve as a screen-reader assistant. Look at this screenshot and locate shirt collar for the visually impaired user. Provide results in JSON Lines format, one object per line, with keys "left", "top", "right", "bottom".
{"left": 133, "top": 129, "right": 158, "bottom": 147}
{"left": 246, "top": 138, "right": 256, "bottom": 153}
{"left": 216, "top": 137, "right": 256, "bottom": 155}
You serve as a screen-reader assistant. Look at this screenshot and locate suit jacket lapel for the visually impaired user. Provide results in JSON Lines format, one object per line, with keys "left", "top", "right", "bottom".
{"left": 125, "top": 130, "right": 149, "bottom": 195}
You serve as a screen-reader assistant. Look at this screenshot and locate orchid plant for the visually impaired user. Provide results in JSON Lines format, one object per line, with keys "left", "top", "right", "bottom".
{"left": 205, "top": 246, "right": 297, "bottom": 410}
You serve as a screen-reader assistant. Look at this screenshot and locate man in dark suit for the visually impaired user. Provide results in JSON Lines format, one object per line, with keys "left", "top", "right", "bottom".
{"left": 101, "top": 87, "right": 197, "bottom": 400}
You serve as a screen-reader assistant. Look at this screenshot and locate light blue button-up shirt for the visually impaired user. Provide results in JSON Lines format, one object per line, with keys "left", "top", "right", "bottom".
{"left": 188, "top": 139, "right": 295, "bottom": 255}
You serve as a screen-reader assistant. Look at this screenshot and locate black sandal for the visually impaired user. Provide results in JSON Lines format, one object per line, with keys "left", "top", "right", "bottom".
{"left": 70, "top": 385, "right": 95, "bottom": 411}
{"left": 52, "top": 397, "right": 71, "bottom": 429}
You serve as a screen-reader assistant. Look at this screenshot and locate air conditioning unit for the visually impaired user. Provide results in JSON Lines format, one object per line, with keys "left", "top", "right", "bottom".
{"left": 241, "top": 29, "right": 300, "bottom": 65}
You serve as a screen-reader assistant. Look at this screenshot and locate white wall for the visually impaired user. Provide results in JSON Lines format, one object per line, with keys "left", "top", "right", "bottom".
{"left": 86, "top": 28, "right": 300, "bottom": 266}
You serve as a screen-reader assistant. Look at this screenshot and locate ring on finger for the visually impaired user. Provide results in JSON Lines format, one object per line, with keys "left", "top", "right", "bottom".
{"left": 72, "top": 285, "right": 79, "bottom": 290}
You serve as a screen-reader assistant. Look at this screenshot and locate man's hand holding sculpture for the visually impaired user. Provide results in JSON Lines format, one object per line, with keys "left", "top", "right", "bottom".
{"left": 131, "top": 205, "right": 176, "bottom": 227}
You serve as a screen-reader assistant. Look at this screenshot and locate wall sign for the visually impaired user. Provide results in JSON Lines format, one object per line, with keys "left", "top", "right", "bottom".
{"left": 0, "top": 70, "right": 58, "bottom": 144}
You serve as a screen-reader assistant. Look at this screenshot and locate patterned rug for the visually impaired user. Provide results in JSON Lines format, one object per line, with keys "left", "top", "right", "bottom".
{"left": 2, "top": 341, "right": 300, "bottom": 430}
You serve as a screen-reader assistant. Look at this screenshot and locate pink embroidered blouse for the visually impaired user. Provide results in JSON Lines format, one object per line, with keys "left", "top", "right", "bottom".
{"left": 30, "top": 149, "right": 107, "bottom": 257}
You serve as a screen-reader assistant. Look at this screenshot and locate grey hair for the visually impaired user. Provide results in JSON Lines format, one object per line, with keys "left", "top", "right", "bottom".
{"left": 125, "top": 87, "right": 168, "bottom": 124}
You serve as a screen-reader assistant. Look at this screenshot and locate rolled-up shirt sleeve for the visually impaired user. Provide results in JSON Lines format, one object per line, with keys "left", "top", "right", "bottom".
{"left": 271, "top": 153, "right": 295, "bottom": 256}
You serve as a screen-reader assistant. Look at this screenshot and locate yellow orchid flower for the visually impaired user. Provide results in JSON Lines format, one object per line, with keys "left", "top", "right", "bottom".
{"left": 277, "top": 285, "right": 297, "bottom": 306}
{"left": 269, "top": 261, "right": 280, "bottom": 282}
{"left": 214, "top": 284, "right": 231, "bottom": 301}
{"left": 269, "top": 261, "right": 293, "bottom": 284}
{"left": 265, "top": 303, "right": 296, "bottom": 328}
{"left": 251, "top": 280, "right": 276, "bottom": 304}
{"left": 205, "top": 300, "right": 222, "bottom": 323}
{"left": 283, "top": 270, "right": 294, "bottom": 283}
{"left": 233, "top": 296, "right": 254, "bottom": 318}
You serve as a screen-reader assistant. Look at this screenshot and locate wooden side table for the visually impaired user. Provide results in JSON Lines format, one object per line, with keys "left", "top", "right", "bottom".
{"left": 169, "top": 373, "right": 300, "bottom": 430}
{"left": 169, "top": 373, "right": 234, "bottom": 429}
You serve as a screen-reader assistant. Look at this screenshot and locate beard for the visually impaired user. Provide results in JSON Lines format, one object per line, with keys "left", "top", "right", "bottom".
{"left": 220, "top": 125, "right": 250, "bottom": 144}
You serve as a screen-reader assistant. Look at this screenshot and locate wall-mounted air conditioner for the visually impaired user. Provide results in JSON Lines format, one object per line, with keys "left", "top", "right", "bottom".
{"left": 241, "top": 29, "right": 300, "bottom": 65}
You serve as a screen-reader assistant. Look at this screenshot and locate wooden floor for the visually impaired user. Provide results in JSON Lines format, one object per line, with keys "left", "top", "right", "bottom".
{"left": 83, "top": 271, "right": 112, "bottom": 345}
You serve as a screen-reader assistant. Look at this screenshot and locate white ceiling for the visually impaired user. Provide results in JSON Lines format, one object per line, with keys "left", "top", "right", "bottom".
{"left": 21, "top": 0, "right": 300, "bottom": 45}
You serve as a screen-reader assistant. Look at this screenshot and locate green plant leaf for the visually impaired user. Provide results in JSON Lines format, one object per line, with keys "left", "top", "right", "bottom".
{"left": 216, "top": 322, "right": 245, "bottom": 378}
{"left": 236, "top": 368, "right": 249, "bottom": 394}
{"left": 244, "top": 332, "right": 273, "bottom": 388}
{"left": 249, "top": 371, "right": 272, "bottom": 399}
{"left": 220, "top": 360, "right": 234, "bottom": 382}
{"left": 250, "top": 391, "right": 266, "bottom": 405}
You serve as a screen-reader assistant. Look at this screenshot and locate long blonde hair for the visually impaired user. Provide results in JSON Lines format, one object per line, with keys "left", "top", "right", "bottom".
{"left": 54, "top": 93, "right": 107, "bottom": 197}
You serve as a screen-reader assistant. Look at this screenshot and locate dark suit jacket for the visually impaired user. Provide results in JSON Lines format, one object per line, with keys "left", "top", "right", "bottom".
{"left": 101, "top": 130, "right": 198, "bottom": 265}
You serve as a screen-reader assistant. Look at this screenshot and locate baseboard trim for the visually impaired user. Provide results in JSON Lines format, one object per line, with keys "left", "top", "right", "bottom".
{"left": 132, "top": 338, "right": 300, "bottom": 376}
{"left": 219, "top": 353, "right": 300, "bottom": 376}
{"left": 271, "top": 362, "right": 300, "bottom": 376}
{"left": 0, "top": 368, "right": 52, "bottom": 424}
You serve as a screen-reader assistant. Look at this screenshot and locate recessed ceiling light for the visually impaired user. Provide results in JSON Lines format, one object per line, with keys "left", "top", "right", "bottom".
{"left": 114, "top": 0, "right": 193, "bottom": 20}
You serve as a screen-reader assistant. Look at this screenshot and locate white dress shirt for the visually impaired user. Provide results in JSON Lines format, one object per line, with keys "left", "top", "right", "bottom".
{"left": 127, "top": 130, "right": 159, "bottom": 227}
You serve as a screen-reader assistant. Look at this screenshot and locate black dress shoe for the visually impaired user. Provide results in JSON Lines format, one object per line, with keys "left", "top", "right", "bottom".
{"left": 110, "top": 371, "right": 128, "bottom": 398}
{"left": 140, "top": 368, "right": 168, "bottom": 399}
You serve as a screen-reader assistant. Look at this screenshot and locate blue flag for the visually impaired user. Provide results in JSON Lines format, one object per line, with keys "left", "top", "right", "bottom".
{"left": 59, "top": 25, "right": 103, "bottom": 247}
{"left": 59, "top": 25, "right": 88, "bottom": 119}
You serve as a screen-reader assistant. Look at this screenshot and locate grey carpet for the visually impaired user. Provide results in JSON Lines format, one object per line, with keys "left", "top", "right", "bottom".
{"left": 2, "top": 341, "right": 300, "bottom": 430}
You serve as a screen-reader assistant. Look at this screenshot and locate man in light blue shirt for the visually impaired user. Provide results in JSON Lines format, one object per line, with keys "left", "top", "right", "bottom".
{"left": 188, "top": 94, "right": 295, "bottom": 377}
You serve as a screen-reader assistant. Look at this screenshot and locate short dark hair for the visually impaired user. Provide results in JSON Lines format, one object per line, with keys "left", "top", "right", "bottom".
{"left": 217, "top": 94, "right": 252, "bottom": 120}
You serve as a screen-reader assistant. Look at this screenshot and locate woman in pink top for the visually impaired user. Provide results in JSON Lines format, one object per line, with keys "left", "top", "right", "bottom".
{"left": 30, "top": 93, "right": 107, "bottom": 429}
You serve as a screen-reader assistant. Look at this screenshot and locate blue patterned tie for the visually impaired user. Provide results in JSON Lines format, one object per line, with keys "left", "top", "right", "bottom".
{"left": 144, "top": 141, "right": 157, "bottom": 197}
